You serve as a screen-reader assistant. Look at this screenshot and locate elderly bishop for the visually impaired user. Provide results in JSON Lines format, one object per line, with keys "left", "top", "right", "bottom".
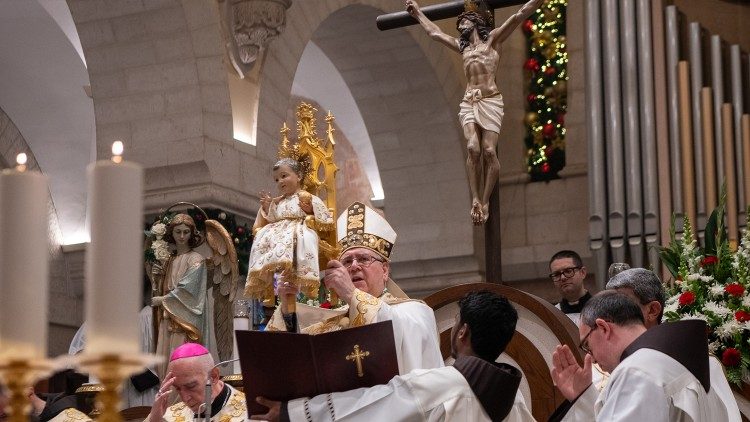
{"left": 268, "top": 201, "right": 444, "bottom": 374}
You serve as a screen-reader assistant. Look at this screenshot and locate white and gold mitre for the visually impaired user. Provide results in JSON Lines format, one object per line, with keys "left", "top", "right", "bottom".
{"left": 337, "top": 202, "right": 397, "bottom": 260}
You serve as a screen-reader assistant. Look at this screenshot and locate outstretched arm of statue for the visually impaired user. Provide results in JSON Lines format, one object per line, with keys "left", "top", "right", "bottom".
{"left": 489, "top": 0, "right": 544, "bottom": 47}
{"left": 406, "top": 0, "right": 459, "bottom": 52}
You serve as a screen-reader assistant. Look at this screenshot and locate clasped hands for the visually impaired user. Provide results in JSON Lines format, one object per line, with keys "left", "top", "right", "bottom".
{"left": 550, "top": 344, "right": 594, "bottom": 401}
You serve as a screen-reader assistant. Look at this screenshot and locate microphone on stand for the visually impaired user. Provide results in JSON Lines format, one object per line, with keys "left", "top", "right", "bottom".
{"left": 201, "top": 358, "right": 240, "bottom": 422}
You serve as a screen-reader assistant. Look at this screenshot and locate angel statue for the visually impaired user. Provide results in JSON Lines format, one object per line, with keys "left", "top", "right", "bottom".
{"left": 245, "top": 157, "right": 335, "bottom": 314}
{"left": 146, "top": 204, "right": 238, "bottom": 377}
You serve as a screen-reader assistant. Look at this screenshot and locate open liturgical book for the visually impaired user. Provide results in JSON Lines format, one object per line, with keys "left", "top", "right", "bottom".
{"left": 237, "top": 320, "right": 400, "bottom": 415}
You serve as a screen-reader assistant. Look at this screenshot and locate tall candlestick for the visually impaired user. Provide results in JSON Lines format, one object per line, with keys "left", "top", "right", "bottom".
{"left": 0, "top": 154, "right": 49, "bottom": 360}
{"left": 85, "top": 142, "right": 143, "bottom": 354}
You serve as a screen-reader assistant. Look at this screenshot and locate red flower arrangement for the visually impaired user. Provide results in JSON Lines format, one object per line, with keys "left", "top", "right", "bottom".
{"left": 700, "top": 256, "right": 718, "bottom": 267}
{"left": 735, "top": 310, "right": 750, "bottom": 323}
{"left": 722, "top": 348, "right": 742, "bottom": 367}
{"left": 725, "top": 283, "right": 745, "bottom": 297}
{"left": 678, "top": 291, "right": 696, "bottom": 307}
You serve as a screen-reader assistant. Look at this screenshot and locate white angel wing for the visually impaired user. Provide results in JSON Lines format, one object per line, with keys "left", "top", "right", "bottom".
{"left": 205, "top": 219, "right": 239, "bottom": 362}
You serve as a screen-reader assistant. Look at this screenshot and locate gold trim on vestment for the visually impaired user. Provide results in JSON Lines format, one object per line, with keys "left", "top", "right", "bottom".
{"left": 161, "top": 301, "right": 201, "bottom": 342}
{"left": 350, "top": 289, "right": 381, "bottom": 327}
{"left": 245, "top": 260, "right": 320, "bottom": 300}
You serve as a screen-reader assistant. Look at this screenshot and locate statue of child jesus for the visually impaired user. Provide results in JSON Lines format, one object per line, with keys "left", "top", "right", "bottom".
{"left": 245, "top": 158, "right": 334, "bottom": 303}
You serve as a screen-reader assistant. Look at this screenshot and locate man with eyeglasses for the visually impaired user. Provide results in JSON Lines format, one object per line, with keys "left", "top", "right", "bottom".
{"left": 549, "top": 250, "right": 592, "bottom": 326}
{"left": 266, "top": 201, "right": 444, "bottom": 375}
{"left": 549, "top": 291, "right": 729, "bottom": 421}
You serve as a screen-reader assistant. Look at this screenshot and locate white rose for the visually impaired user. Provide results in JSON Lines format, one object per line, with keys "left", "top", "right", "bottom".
{"left": 151, "top": 223, "right": 167, "bottom": 237}
{"left": 151, "top": 239, "right": 172, "bottom": 262}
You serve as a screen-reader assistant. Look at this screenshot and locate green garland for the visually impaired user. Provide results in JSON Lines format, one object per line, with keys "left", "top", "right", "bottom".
{"left": 523, "top": 0, "right": 568, "bottom": 181}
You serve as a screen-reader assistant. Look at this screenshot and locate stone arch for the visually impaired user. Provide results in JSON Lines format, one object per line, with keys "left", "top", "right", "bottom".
{"left": 67, "top": 0, "right": 265, "bottom": 217}
{"left": 258, "top": 0, "right": 482, "bottom": 290}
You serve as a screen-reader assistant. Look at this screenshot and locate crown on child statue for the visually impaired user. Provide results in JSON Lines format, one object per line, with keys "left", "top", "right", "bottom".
{"left": 277, "top": 104, "right": 317, "bottom": 186}
{"left": 462, "top": 0, "right": 494, "bottom": 27}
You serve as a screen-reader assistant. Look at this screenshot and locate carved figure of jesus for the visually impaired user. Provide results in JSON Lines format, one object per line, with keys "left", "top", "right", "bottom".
{"left": 406, "top": 0, "right": 543, "bottom": 224}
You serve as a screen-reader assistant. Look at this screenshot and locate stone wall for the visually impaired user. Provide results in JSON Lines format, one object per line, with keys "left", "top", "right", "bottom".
{"left": 65, "top": 0, "right": 590, "bottom": 299}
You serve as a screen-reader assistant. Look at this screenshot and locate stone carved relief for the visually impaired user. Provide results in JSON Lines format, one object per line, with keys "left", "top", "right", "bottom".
{"left": 219, "top": 0, "right": 292, "bottom": 78}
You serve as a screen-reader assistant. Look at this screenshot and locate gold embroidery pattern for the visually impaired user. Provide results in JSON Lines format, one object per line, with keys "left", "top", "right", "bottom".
{"left": 351, "top": 290, "right": 381, "bottom": 327}
{"left": 61, "top": 408, "right": 90, "bottom": 422}
{"left": 169, "top": 402, "right": 187, "bottom": 422}
{"left": 339, "top": 233, "right": 393, "bottom": 259}
{"left": 216, "top": 389, "right": 246, "bottom": 422}
{"left": 347, "top": 214, "right": 364, "bottom": 230}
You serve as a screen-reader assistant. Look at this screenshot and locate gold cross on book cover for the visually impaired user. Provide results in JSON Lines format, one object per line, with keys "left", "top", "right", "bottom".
{"left": 236, "top": 320, "right": 399, "bottom": 415}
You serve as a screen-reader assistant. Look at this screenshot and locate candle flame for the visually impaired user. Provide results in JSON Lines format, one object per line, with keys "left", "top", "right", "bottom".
{"left": 15, "top": 153, "right": 28, "bottom": 171}
{"left": 111, "top": 141, "right": 124, "bottom": 163}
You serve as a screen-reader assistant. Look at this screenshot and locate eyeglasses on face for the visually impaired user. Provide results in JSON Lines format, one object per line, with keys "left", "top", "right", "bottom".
{"left": 549, "top": 266, "right": 582, "bottom": 281}
{"left": 340, "top": 254, "right": 384, "bottom": 268}
{"left": 579, "top": 325, "right": 598, "bottom": 355}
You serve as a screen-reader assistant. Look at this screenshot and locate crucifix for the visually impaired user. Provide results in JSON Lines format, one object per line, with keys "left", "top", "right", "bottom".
{"left": 377, "top": 0, "right": 539, "bottom": 283}
{"left": 345, "top": 344, "right": 371, "bottom": 377}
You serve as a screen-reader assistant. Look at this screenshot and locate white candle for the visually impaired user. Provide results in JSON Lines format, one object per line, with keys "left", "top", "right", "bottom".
{"left": 0, "top": 154, "right": 49, "bottom": 359}
{"left": 85, "top": 143, "right": 143, "bottom": 355}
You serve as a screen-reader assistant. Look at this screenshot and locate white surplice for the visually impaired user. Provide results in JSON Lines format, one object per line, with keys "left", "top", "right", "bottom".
{"left": 564, "top": 348, "right": 730, "bottom": 421}
{"left": 287, "top": 365, "right": 534, "bottom": 422}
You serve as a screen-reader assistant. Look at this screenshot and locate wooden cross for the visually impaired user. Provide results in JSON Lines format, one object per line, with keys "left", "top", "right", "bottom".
{"left": 377, "top": 1, "right": 524, "bottom": 283}
{"left": 345, "top": 344, "right": 371, "bottom": 377}
{"left": 376, "top": 0, "right": 526, "bottom": 31}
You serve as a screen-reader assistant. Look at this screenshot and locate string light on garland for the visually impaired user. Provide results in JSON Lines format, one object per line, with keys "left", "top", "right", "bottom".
{"left": 523, "top": 0, "right": 568, "bottom": 181}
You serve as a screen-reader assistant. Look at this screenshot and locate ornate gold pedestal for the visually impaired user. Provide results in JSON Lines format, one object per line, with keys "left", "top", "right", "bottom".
{"left": 74, "top": 353, "right": 160, "bottom": 422}
{"left": 0, "top": 358, "right": 55, "bottom": 422}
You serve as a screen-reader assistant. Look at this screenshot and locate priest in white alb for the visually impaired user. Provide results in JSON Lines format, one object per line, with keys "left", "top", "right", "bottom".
{"left": 550, "top": 291, "right": 730, "bottom": 421}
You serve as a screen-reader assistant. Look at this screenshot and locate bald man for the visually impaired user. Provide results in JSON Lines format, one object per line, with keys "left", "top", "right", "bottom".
{"left": 145, "top": 343, "right": 246, "bottom": 422}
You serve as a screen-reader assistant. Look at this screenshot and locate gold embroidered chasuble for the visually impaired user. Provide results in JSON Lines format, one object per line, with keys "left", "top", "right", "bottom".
{"left": 45, "top": 408, "right": 92, "bottom": 422}
{"left": 156, "top": 385, "right": 246, "bottom": 422}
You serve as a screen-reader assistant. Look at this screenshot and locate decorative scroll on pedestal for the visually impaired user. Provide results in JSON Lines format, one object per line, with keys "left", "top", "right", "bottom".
{"left": 219, "top": 0, "right": 292, "bottom": 78}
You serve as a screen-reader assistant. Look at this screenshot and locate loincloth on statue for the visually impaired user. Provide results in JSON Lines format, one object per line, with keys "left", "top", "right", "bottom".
{"left": 458, "top": 89, "right": 504, "bottom": 134}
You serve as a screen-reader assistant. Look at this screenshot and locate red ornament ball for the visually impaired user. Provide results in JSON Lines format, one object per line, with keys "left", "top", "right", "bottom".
{"left": 556, "top": 113, "right": 566, "bottom": 125}
{"left": 527, "top": 94, "right": 537, "bottom": 104}
{"left": 541, "top": 162, "right": 551, "bottom": 173}
{"left": 237, "top": 226, "right": 245, "bottom": 235}
{"left": 545, "top": 146, "right": 554, "bottom": 157}
{"left": 524, "top": 58, "right": 540, "bottom": 72}
{"left": 522, "top": 19, "right": 534, "bottom": 34}
{"left": 542, "top": 123, "right": 556, "bottom": 138}
{"left": 544, "top": 66, "right": 556, "bottom": 76}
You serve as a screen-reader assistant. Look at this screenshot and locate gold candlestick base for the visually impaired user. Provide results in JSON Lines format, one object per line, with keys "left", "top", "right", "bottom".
{"left": 0, "top": 357, "right": 55, "bottom": 422}
{"left": 74, "top": 353, "right": 161, "bottom": 422}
